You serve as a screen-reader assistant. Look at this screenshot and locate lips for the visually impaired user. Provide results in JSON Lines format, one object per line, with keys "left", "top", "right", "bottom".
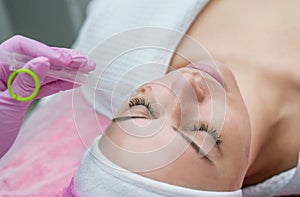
{"left": 187, "top": 63, "right": 224, "bottom": 87}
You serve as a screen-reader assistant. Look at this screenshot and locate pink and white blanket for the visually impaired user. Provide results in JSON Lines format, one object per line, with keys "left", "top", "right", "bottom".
{"left": 0, "top": 90, "right": 109, "bottom": 197}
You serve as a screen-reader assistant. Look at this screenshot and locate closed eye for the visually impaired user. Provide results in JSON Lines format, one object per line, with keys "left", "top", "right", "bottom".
{"left": 128, "top": 97, "right": 157, "bottom": 118}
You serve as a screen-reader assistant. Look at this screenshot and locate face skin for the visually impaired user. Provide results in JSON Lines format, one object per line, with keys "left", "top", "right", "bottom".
{"left": 99, "top": 62, "right": 251, "bottom": 191}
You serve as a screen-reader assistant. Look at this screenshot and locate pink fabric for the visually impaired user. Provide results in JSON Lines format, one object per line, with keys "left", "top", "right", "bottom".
{"left": 0, "top": 90, "right": 110, "bottom": 197}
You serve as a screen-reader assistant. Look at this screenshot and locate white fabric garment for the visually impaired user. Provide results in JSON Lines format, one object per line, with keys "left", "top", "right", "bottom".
{"left": 72, "top": 0, "right": 209, "bottom": 119}
{"left": 73, "top": 136, "right": 243, "bottom": 197}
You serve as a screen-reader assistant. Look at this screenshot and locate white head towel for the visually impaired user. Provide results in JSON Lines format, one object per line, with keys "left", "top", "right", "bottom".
{"left": 72, "top": 0, "right": 209, "bottom": 119}
{"left": 242, "top": 152, "right": 300, "bottom": 197}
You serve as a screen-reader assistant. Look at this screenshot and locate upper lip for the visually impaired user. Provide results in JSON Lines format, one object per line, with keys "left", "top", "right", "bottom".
{"left": 186, "top": 63, "right": 224, "bottom": 87}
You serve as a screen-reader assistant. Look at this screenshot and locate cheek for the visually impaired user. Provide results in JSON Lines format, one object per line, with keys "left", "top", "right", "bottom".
{"left": 193, "top": 97, "right": 225, "bottom": 133}
{"left": 224, "top": 114, "right": 248, "bottom": 151}
{"left": 225, "top": 88, "right": 251, "bottom": 151}
{"left": 229, "top": 98, "right": 251, "bottom": 151}
{"left": 220, "top": 106, "right": 251, "bottom": 175}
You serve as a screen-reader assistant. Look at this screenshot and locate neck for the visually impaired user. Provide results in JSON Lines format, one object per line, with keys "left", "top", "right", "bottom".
{"left": 228, "top": 62, "right": 278, "bottom": 162}
{"left": 227, "top": 60, "right": 300, "bottom": 186}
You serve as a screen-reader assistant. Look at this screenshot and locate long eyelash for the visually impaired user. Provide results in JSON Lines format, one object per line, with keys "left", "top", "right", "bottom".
{"left": 191, "top": 123, "right": 222, "bottom": 145}
{"left": 128, "top": 97, "right": 157, "bottom": 118}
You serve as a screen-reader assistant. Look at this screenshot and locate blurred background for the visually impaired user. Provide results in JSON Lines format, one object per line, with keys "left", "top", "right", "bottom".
{"left": 0, "top": 0, "right": 90, "bottom": 117}
{"left": 0, "top": 0, "right": 90, "bottom": 47}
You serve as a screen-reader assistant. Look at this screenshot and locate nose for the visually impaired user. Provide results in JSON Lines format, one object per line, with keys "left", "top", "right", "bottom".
{"left": 171, "top": 72, "right": 206, "bottom": 102}
{"left": 168, "top": 71, "right": 207, "bottom": 128}
{"left": 162, "top": 71, "right": 206, "bottom": 127}
{"left": 135, "top": 72, "right": 205, "bottom": 127}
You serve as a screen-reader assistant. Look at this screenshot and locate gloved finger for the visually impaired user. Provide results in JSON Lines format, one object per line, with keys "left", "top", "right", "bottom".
{"left": 11, "top": 57, "right": 50, "bottom": 99}
{"left": 0, "top": 35, "right": 72, "bottom": 66}
{"left": 0, "top": 63, "right": 12, "bottom": 91}
{"left": 35, "top": 80, "right": 79, "bottom": 99}
{"left": 51, "top": 47, "right": 96, "bottom": 73}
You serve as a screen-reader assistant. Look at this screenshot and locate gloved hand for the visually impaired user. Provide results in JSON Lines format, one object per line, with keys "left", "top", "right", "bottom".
{"left": 0, "top": 35, "right": 96, "bottom": 158}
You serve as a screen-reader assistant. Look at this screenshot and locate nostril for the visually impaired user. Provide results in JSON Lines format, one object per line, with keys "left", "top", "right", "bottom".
{"left": 138, "top": 87, "right": 146, "bottom": 93}
{"left": 136, "top": 85, "right": 152, "bottom": 93}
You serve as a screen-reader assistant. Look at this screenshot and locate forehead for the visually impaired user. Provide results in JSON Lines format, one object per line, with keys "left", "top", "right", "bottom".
{"left": 102, "top": 118, "right": 227, "bottom": 184}
{"left": 103, "top": 119, "right": 196, "bottom": 169}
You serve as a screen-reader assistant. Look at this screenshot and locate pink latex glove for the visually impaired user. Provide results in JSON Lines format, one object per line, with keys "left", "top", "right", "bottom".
{"left": 0, "top": 35, "right": 96, "bottom": 158}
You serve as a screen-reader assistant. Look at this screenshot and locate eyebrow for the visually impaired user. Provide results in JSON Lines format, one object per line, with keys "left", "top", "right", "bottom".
{"left": 171, "top": 126, "right": 214, "bottom": 164}
{"left": 112, "top": 116, "right": 148, "bottom": 122}
{"left": 112, "top": 115, "right": 216, "bottom": 164}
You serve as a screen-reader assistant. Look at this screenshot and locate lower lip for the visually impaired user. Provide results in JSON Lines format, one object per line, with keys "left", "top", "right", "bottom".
{"left": 187, "top": 63, "right": 224, "bottom": 87}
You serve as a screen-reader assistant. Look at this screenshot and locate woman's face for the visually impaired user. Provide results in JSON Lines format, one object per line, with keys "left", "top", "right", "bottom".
{"left": 99, "top": 62, "right": 251, "bottom": 191}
